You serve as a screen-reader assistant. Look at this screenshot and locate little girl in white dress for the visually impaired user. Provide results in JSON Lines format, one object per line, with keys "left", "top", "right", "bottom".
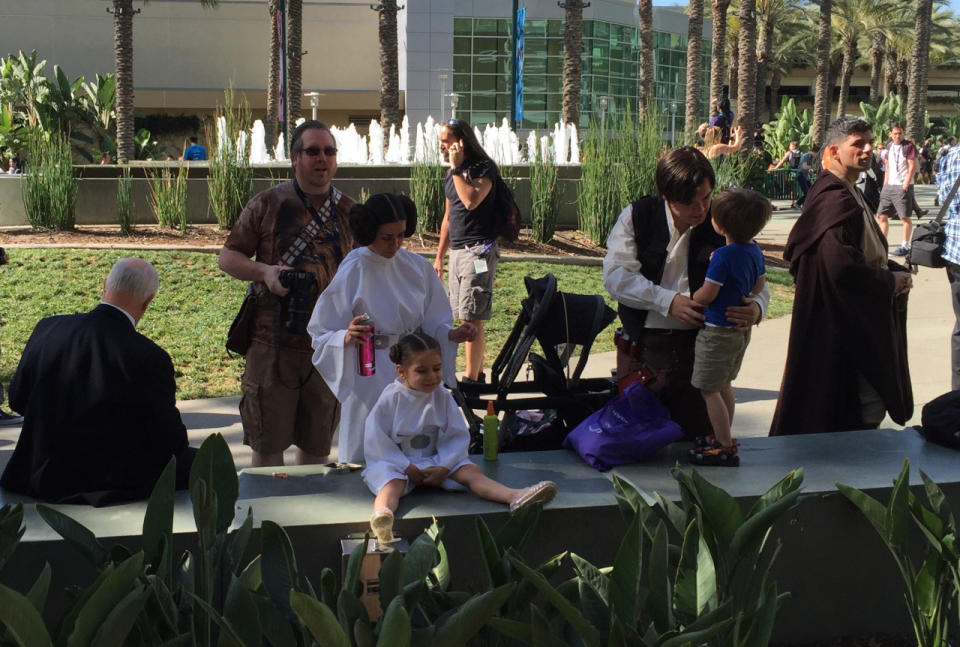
{"left": 362, "top": 332, "right": 557, "bottom": 544}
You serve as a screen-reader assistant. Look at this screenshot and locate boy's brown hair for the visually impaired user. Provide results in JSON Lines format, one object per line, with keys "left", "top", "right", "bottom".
{"left": 711, "top": 188, "right": 772, "bottom": 243}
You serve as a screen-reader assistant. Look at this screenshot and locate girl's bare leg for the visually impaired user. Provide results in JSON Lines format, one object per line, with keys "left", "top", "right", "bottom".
{"left": 449, "top": 464, "right": 522, "bottom": 504}
{"left": 374, "top": 479, "right": 406, "bottom": 513}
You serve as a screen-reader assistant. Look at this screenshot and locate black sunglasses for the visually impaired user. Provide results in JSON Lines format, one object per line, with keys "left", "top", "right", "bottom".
{"left": 301, "top": 146, "right": 338, "bottom": 157}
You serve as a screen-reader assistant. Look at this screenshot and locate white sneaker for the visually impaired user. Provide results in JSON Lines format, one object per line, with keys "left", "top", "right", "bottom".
{"left": 370, "top": 508, "right": 395, "bottom": 544}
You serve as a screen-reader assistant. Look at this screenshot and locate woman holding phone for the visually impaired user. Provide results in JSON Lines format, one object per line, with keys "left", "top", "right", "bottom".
{"left": 433, "top": 119, "right": 504, "bottom": 384}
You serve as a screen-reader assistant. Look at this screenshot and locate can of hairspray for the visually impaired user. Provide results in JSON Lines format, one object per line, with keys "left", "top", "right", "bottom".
{"left": 357, "top": 314, "right": 375, "bottom": 376}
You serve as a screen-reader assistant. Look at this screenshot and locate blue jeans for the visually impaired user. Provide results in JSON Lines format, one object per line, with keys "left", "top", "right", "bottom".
{"left": 796, "top": 170, "right": 811, "bottom": 207}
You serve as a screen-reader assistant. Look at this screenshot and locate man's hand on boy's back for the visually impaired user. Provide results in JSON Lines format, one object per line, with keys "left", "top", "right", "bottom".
{"left": 724, "top": 297, "right": 763, "bottom": 330}
{"left": 668, "top": 294, "right": 706, "bottom": 327}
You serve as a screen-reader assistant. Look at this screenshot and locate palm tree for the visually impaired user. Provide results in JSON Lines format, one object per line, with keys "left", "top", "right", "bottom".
{"left": 832, "top": 0, "right": 900, "bottom": 119}
{"left": 868, "top": 31, "right": 886, "bottom": 105}
{"left": 685, "top": 0, "right": 705, "bottom": 135}
{"left": 111, "top": 0, "right": 219, "bottom": 163}
{"left": 709, "top": 0, "right": 732, "bottom": 106}
{"left": 372, "top": 1, "right": 402, "bottom": 131}
{"left": 736, "top": 0, "right": 758, "bottom": 150}
{"left": 286, "top": 0, "right": 302, "bottom": 152}
{"left": 906, "top": 0, "right": 934, "bottom": 142}
{"left": 811, "top": 0, "right": 832, "bottom": 146}
{"left": 726, "top": 11, "right": 741, "bottom": 102}
{"left": 754, "top": 2, "right": 775, "bottom": 123}
{"left": 265, "top": 0, "right": 280, "bottom": 155}
{"left": 560, "top": 1, "right": 588, "bottom": 126}
{"left": 637, "top": 0, "right": 654, "bottom": 116}
{"left": 767, "top": 14, "right": 816, "bottom": 113}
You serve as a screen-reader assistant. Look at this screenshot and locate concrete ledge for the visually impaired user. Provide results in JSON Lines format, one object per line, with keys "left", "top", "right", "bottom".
{"left": 2, "top": 429, "right": 957, "bottom": 640}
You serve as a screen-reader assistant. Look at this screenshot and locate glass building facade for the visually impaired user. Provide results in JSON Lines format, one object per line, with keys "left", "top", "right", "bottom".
{"left": 452, "top": 17, "right": 711, "bottom": 131}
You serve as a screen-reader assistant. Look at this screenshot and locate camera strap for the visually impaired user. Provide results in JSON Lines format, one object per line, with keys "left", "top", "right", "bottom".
{"left": 282, "top": 180, "right": 344, "bottom": 266}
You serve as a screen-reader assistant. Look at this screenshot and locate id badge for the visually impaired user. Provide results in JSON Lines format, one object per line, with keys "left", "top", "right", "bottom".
{"left": 474, "top": 258, "right": 488, "bottom": 274}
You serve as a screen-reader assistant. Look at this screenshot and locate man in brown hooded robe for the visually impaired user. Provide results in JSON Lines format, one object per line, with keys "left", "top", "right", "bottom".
{"left": 770, "top": 117, "right": 913, "bottom": 436}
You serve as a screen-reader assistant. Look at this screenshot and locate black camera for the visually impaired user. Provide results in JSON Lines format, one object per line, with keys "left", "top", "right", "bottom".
{"left": 279, "top": 269, "right": 316, "bottom": 334}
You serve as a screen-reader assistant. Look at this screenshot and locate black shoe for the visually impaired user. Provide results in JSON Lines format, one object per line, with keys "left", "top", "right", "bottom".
{"left": 461, "top": 371, "right": 486, "bottom": 385}
{"left": 0, "top": 410, "right": 23, "bottom": 427}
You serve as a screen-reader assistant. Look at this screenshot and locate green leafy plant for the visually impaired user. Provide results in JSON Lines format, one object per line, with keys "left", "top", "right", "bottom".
{"left": 838, "top": 459, "right": 959, "bottom": 647}
{"left": 116, "top": 165, "right": 134, "bottom": 235}
{"left": 579, "top": 106, "right": 662, "bottom": 245}
{"left": 149, "top": 164, "right": 188, "bottom": 231}
{"left": 20, "top": 129, "right": 77, "bottom": 231}
{"left": 528, "top": 139, "right": 560, "bottom": 243}
{"left": 409, "top": 161, "right": 445, "bottom": 235}
{"left": 0, "top": 433, "right": 521, "bottom": 646}
{"left": 762, "top": 97, "right": 813, "bottom": 158}
{"left": 208, "top": 88, "right": 253, "bottom": 230}
{"left": 860, "top": 94, "right": 905, "bottom": 145}
{"left": 713, "top": 152, "right": 770, "bottom": 196}
{"left": 494, "top": 467, "right": 804, "bottom": 645}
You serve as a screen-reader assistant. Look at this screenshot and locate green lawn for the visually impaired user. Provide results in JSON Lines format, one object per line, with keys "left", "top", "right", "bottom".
{"left": 0, "top": 249, "right": 794, "bottom": 401}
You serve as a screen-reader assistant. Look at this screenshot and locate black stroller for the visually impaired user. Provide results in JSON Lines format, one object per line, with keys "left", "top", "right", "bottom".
{"left": 453, "top": 273, "right": 618, "bottom": 454}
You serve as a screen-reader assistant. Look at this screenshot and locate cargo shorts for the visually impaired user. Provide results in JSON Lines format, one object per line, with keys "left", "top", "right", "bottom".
{"left": 448, "top": 242, "right": 499, "bottom": 321}
{"left": 691, "top": 326, "right": 751, "bottom": 392}
{"left": 877, "top": 184, "right": 913, "bottom": 221}
{"left": 240, "top": 340, "right": 340, "bottom": 455}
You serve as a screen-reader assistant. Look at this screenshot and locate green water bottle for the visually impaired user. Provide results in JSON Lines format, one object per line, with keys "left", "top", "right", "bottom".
{"left": 483, "top": 401, "right": 499, "bottom": 461}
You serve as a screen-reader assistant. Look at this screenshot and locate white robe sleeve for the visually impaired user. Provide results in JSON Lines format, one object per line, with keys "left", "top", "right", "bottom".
{"left": 363, "top": 391, "right": 411, "bottom": 477}
{"left": 434, "top": 389, "right": 471, "bottom": 471}
{"left": 307, "top": 262, "right": 357, "bottom": 401}
{"left": 417, "top": 258, "right": 457, "bottom": 385}
{"left": 602, "top": 205, "right": 677, "bottom": 317}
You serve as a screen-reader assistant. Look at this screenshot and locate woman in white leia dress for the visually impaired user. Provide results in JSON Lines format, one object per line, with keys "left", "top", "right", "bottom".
{"left": 307, "top": 193, "right": 477, "bottom": 464}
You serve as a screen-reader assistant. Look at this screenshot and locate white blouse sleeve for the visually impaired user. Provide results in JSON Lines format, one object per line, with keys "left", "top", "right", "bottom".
{"left": 434, "top": 389, "right": 470, "bottom": 471}
{"left": 601, "top": 205, "right": 677, "bottom": 317}
{"left": 307, "top": 264, "right": 357, "bottom": 400}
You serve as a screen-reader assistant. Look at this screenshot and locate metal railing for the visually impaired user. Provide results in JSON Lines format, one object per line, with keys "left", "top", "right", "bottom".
{"left": 765, "top": 168, "right": 815, "bottom": 201}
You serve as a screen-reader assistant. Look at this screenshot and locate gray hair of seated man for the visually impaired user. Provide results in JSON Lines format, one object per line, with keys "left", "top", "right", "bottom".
{"left": 104, "top": 258, "right": 159, "bottom": 302}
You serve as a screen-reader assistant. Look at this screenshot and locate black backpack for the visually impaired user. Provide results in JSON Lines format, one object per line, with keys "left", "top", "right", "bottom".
{"left": 714, "top": 112, "right": 731, "bottom": 144}
{"left": 493, "top": 175, "right": 521, "bottom": 242}
{"left": 917, "top": 390, "right": 960, "bottom": 450}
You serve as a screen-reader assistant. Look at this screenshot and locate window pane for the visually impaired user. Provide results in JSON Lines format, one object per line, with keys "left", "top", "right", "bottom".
{"left": 547, "top": 75, "right": 562, "bottom": 93}
{"left": 548, "top": 20, "right": 564, "bottom": 37}
{"left": 454, "top": 56, "right": 471, "bottom": 74}
{"left": 526, "top": 57, "right": 547, "bottom": 74}
{"left": 546, "top": 56, "right": 563, "bottom": 75}
{"left": 472, "top": 111, "right": 496, "bottom": 125}
{"left": 473, "top": 76, "right": 496, "bottom": 92}
{"left": 453, "top": 74, "right": 470, "bottom": 92}
{"left": 525, "top": 75, "right": 547, "bottom": 93}
{"left": 454, "top": 18, "right": 471, "bottom": 36}
{"left": 547, "top": 39, "right": 563, "bottom": 56}
{"left": 473, "top": 56, "right": 497, "bottom": 74}
{"left": 453, "top": 38, "right": 471, "bottom": 55}
{"left": 473, "top": 38, "right": 499, "bottom": 56}
{"left": 474, "top": 19, "right": 498, "bottom": 35}
{"left": 474, "top": 92, "right": 495, "bottom": 110}
{"left": 526, "top": 38, "right": 546, "bottom": 56}
{"left": 526, "top": 20, "right": 546, "bottom": 37}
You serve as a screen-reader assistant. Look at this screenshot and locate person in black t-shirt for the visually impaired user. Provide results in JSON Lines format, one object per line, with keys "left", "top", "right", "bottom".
{"left": 433, "top": 119, "right": 502, "bottom": 383}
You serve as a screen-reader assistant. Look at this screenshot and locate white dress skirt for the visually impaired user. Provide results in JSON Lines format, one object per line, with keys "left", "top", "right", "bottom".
{"left": 361, "top": 379, "right": 473, "bottom": 495}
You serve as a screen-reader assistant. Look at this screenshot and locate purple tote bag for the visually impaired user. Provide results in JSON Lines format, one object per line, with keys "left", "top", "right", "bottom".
{"left": 563, "top": 381, "right": 684, "bottom": 471}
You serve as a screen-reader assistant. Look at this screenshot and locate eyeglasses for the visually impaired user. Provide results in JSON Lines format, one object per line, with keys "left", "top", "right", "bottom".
{"left": 300, "top": 146, "right": 338, "bottom": 157}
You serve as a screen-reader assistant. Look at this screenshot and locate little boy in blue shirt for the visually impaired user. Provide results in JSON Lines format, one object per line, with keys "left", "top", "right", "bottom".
{"left": 689, "top": 189, "right": 772, "bottom": 466}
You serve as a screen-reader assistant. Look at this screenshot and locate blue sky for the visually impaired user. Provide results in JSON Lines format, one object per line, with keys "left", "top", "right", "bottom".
{"left": 651, "top": 0, "right": 960, "bottom": 13}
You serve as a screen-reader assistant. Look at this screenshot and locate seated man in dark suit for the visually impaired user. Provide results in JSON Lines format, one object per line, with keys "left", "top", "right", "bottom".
{"left": 0, "top": 258, "right": 195, "bottom": 505}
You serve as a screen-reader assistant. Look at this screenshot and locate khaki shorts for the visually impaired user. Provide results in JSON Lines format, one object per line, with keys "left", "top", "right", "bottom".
{"left": 448, "top": 242, "right": 499, "bottom": 321}
{"left": 691, "top": 326, "right": 751, "bottom": 392}
{"left": 240, "top": 341, "right": 340, "bottom": 455}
